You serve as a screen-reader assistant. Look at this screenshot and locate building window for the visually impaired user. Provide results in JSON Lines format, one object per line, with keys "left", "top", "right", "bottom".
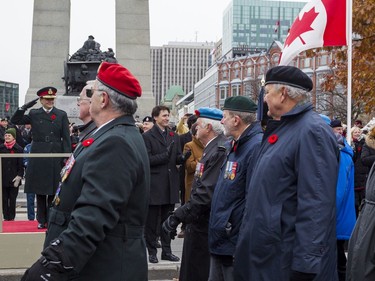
{"left": 220, "top": 87, "right": 227, "bottom": 100}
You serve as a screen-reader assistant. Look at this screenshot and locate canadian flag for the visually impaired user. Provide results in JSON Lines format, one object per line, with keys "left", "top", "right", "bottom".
{"left": 279, "top": 0, "right": 347, "bottom": 65}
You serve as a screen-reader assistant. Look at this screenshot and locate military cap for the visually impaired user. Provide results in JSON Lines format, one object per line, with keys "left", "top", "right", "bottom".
{"left": 0, "top": 117, "right": 8, "bottom": 122}
{"left": 265, "top": 66, "right": 313, "bottom": 92}
{"left": 330, "top": 119, "right": 342, "bottom": 128}
{"left": 195, "top": 107, "right": 223, "bottom": 121}
{"left": 37, "top": 87, "right": 57, "bottom": 98}
{"left": 5, "top": 128, "right": 16, "bottom": 139}
{"left": 143, "top": 116, "right": 153, "bottom": 123}
{"left": 97, "top": 62, "right": 142, "bottom": 99}
{"left": 223, "top": 96, "right": 257, "bottom": 113}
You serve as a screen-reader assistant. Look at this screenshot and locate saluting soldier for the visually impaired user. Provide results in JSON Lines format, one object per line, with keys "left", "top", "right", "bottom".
{"left": 11, "top": 87, "right": 71, "bottom": 229}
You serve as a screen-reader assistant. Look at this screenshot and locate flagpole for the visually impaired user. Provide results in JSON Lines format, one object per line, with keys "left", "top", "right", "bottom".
{"left": 346, "top": 0, "right": 353, "bottom": 144}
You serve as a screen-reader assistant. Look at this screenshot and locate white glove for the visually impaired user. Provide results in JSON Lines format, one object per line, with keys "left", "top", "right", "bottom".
{"left": 12, "top": 176, "right": 22, "bottom": 188}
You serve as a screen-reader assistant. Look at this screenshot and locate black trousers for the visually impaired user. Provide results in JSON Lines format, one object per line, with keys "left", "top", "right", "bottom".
{"left": 145, "top": 204, "right": 174, "bottom": 256}
{"left": 36, "top": 194, "right": 53, "bottom": 225}
{"left": 2, "top": 186, "right": 19, "bottom": 220}
{"left": 180, "top": 224, "right": 210, "bottom": 281}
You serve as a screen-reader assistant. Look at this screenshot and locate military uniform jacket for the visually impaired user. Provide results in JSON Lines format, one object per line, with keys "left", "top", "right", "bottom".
{"left": 209, "top": 122, "right": 262, "bottom": 256}
{"left": 142, "top": 125, "right": 182, "bottom": 205}
{"left": 174, "top": 134, "right": 227, "bottom": 233}
{"left": 43, "top": 115, "right": 150, "bottom": 281}
{"left": 11, "top": 107, "right": 71, "bottom": 195}
{"left": 234, "top": 103, "right": 339, "bottom": 281}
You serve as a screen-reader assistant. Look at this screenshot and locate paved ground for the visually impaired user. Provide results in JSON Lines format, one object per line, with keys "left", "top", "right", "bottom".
{"left": 0, "top": 188, "right": 184, "bottom": 280}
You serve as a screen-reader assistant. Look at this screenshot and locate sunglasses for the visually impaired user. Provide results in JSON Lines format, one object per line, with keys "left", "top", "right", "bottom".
{"left": 86, "top": 89, "right": 93, "bottom": 98}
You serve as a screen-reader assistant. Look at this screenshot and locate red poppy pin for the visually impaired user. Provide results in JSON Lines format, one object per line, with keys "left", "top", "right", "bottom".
{"left": 82, "top": 138, "right": 94, "bottom": 147}
{"left": 169, "top": 132, "right": 175, "bottom": 137}
{"left": 51, "top": 114, "right": 56, "bottom": 121}
{"left": 268, "top": 134, "right": 278, "bottom": 144}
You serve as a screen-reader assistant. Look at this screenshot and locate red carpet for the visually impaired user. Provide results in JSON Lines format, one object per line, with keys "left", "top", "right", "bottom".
{"left": 2, "top": 220, "right": 47, "bottom": 233}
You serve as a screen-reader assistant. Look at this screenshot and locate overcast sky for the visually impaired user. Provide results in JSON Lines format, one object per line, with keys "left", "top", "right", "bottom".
{"left": 0, "top": 0, "right": 231, "bottom": 104}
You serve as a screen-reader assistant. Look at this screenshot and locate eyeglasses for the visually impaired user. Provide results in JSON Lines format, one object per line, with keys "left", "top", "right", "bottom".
{"left": 76, "top": 97, "right": 91, "bottom": 103}
{"left": 87, "top": 88, "right": 105, "bottom": 98}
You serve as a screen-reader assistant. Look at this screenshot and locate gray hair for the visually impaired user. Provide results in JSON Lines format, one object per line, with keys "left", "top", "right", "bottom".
{"left": 274, "top": 84, "right": 311, "bottom": 104}
{"left": 200, "top": 117, "right": 224, "bottom": 136}
{"left": 227, "top": 111, "right": 257, "bottom": 125}
{"left": 97, "top": 81, "right": 138, "bottom": 115}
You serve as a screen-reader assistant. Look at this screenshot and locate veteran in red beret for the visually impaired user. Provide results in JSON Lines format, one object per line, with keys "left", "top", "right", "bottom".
{"left": 21, "top": 62, "right": 150, "bottom": 281}
{"left": 11, "top": 86, "right": 71, "bottom": 230}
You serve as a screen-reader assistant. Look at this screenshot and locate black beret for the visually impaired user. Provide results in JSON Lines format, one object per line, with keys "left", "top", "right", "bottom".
{"left": 143, "top": 116, "right": 153, "bottom": 123}
{"left": 265, "top": 66, "right": 313, "bottom": 92}
{"left": 330, "top": 119, "right": 342, "bottom": 128}
{"left": 223, "top": 96, "right": 257, "bottom": 113}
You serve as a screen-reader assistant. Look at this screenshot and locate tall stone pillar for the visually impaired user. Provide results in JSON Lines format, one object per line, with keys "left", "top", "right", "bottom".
{"left": 115, "top": 0, "right": 155, "bottom": 119}
{"left": 25, "top": 0, "right": 78, "bottom": 120}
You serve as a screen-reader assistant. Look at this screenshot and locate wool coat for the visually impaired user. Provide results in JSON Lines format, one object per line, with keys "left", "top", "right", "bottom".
{"left": 183, "top": 136, "right": 204, "bottom": 202}
{"left": 175, "top": 134, "right": 227, "bottom": 281}
{"left": 42, "top": 115, "right": 150, "bottom": 281}
{"left": 11, "top": 107, "right": 71, "bottom": 195}
{"left": 142, "top": 125, "right": 182, "bottom": 205}
{"left": 346, "top": 162, "right": 375, "bottom": 280}
{"left": 234, "top": 103, "right": 339, "bottom": 281}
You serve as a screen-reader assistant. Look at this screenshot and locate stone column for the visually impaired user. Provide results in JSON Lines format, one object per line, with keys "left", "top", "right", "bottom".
{"left": 115, "top": 0, "right": 155, "bottom": 119}
{"left": 25, "top": 0, "right": 78, "bottom": 120}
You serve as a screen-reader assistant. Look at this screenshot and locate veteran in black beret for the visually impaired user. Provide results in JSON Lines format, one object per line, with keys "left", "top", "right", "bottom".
{"left": 11, "top": 86, "right": 71, "bottom": 229}
{"left": 234, "top": 66, "right": 339, "bottom": 281}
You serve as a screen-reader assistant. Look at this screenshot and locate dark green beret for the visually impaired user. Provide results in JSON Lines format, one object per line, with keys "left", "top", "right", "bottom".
{"left": 265, "top": 66, "right": 313, "bottom": 92}
{"left": 223, "top": 96, "right": 257, "bottom": 113}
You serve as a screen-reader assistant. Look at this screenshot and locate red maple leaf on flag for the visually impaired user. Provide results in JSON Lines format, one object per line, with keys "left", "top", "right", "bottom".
{"left": 284, "top": 7, "right": 319, "bottom": 47}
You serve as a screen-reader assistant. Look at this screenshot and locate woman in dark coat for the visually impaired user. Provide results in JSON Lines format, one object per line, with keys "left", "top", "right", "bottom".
{"left": 346, "top": 161, "right": 375, "bottom": 280}
{"left": 0, "top": 128, "right": 24, "bottom": 220}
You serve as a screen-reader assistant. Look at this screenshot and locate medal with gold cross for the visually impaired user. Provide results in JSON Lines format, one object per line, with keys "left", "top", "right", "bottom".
{"left": 52, "top": 182, "right": 62, "bottom": 206}
{"left": 60, "top": 154, "right": 76, "bottom": 183}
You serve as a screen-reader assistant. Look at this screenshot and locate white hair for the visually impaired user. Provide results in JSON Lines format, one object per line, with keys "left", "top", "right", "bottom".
{"left": 200, "top": 117, "right": 224, "bottom": 136}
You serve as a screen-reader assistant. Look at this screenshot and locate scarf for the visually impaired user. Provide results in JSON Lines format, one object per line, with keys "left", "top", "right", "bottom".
{"left": 4, "top": 139, "right": 16, "bottom": 150}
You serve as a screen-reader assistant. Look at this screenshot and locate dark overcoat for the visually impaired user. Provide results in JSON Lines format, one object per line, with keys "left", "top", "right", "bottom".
{"left": 43, "top": 115, "right": 150, "bottom": 281}
{"left": 0, "top": 143, "right": 24, "bottom": 187}
{"left": 175, "top": 134, "right": 228, "bottom": 281}
{"left": 11, "top": 107, "right": 71, "bottom": 195}
{"left": 234, "top": 103, "right": 339, "bottom": 281}
{"left": 142, "top": 125, "right": 181, "bottom": 205}
{"left": 346, "top": 162, "right": 375, "bottom": 280}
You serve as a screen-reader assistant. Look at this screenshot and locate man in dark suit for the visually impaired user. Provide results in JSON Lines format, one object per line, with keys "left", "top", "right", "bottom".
{"left": 21, "top": 62, "right": 150, "bottom": 281}
{"left": 11, "top": 87, "right": 71, "bottom": 229}
{"left": 142, "top": 105, "right": 188, "bottom": 263}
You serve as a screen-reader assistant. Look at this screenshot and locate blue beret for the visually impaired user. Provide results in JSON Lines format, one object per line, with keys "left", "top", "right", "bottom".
{"left": 195, "top": 107, "right": 223, "bottom": 121}
{"left": 265, "top": 66, "right": 313, "bottom": 92}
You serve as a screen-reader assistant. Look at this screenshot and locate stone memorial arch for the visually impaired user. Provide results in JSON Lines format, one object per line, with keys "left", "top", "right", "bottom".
{"left": 26, "top": 0, "right": 154, "bottom": 121}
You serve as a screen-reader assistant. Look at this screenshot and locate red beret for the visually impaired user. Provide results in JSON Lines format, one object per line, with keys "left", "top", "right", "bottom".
{"left": 97, "top": 62, "right": 142, "bottom": 99}
{"left": 37, "top": 87, "right": 57, "bottom": 98}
